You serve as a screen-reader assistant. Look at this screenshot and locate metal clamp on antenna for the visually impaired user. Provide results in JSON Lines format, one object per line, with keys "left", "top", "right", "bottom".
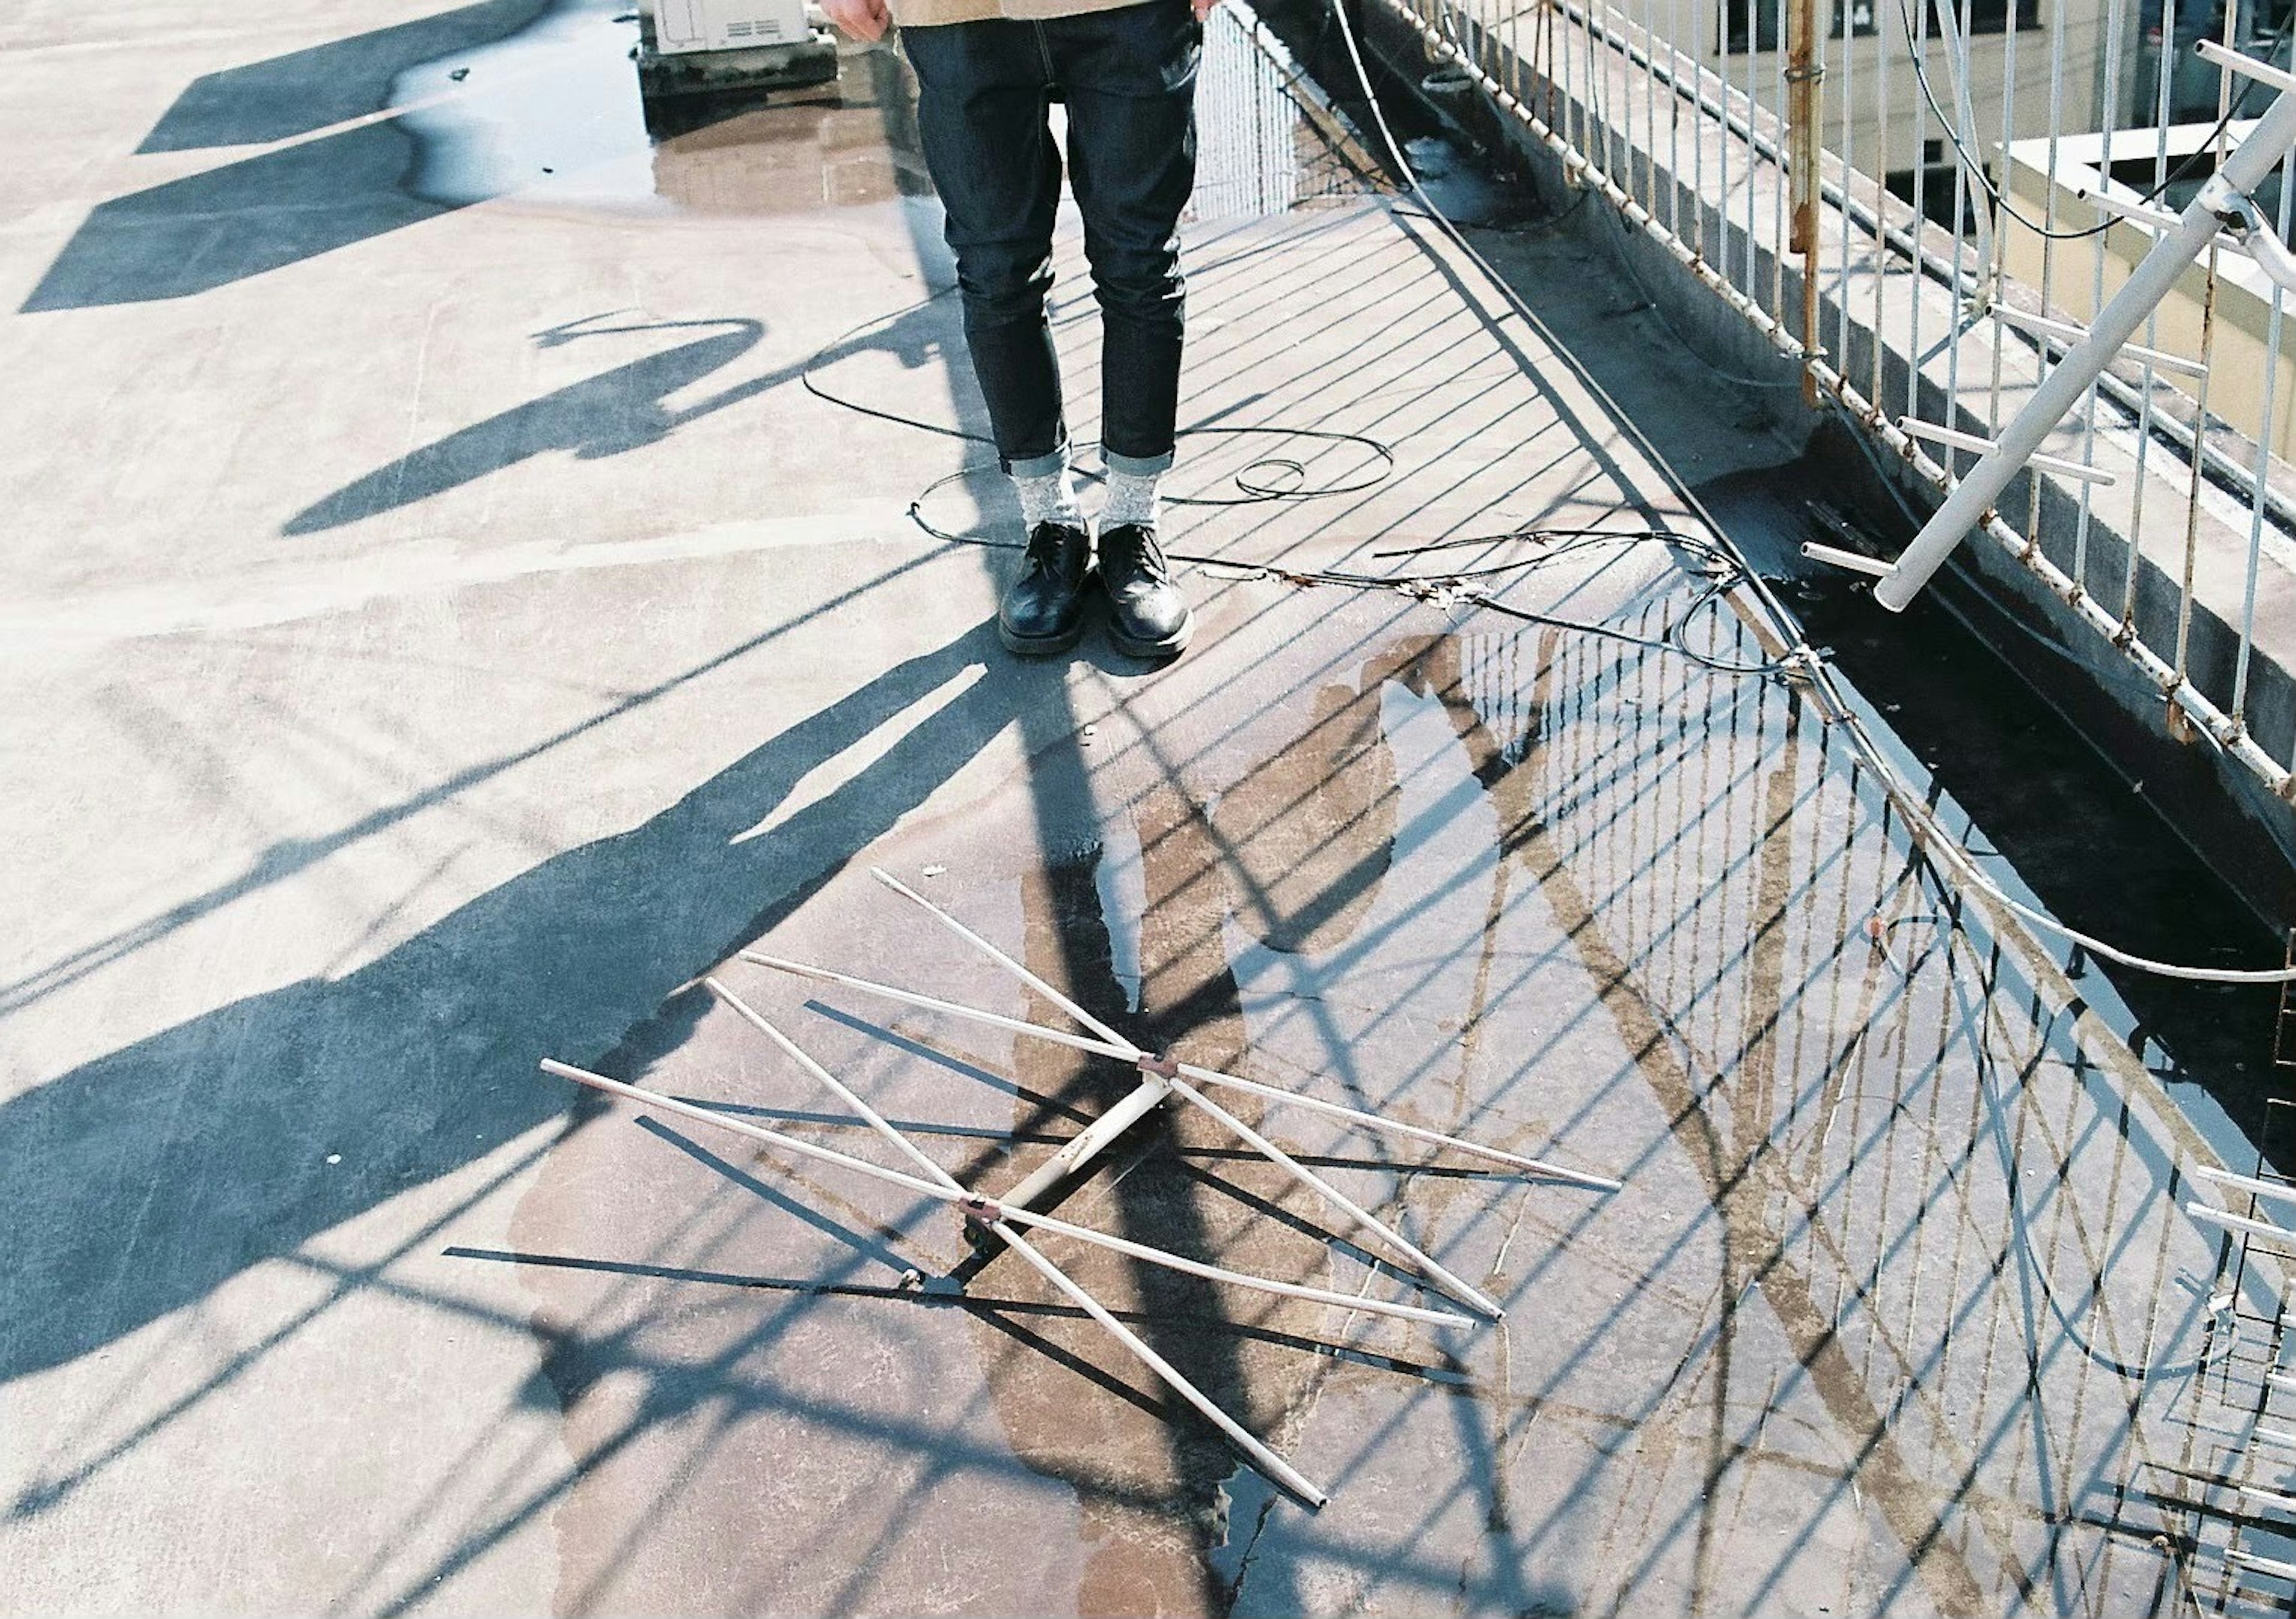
{"left": 2201, "top": 173, "right": 2296, "bottom": 299}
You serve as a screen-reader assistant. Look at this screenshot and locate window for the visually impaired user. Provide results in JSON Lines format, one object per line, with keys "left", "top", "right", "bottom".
{"left": 1923, "top": 0, "right": 2041, "bottom": 33}
{"left": 1886, "top": 139, "right": 1985, "bottom": 231}
{"left": 1724, "top": 0, "right": 1879, "bottom": 52}
{"left": 1723, "top": 0, "right": 1782, "bottom": 53}
{"left": 2136, "top": 0, "right": 2215, "bottom": 39}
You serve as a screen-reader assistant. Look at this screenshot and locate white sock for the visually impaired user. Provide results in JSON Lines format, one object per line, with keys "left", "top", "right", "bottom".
{"left": 1013, "top": 462, "right": 1083, "bottom": 530}
{"left": 1101, "top": 466, "right": 1163, "bottom": 531}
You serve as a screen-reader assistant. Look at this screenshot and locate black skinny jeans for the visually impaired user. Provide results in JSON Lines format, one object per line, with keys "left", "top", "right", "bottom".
{"left": 902, "top": 1, "right": 1200, "bottom": 476}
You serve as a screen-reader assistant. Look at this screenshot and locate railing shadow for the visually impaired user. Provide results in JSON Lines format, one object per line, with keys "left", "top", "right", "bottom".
{"left": 0, "top": 616, "right": 1028, "bottom": 1397}
{"left": 136, "top": 0, "right": 554, "bottom": 153}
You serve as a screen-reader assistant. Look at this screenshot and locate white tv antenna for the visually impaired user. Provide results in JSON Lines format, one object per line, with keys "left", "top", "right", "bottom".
{"left": 544, "top": 866, "right": 1620, "bottom": 1504}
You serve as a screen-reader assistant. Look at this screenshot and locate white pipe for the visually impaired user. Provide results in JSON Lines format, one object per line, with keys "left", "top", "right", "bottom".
{"left": 691, "top": 983, "right": 1334, "bottom": 1503}
{"left": 2230, "top": 1550, "right": 2296, "bottom": 1581}
{"left": 2187, "top": 1201, "right": 2296, "bottom": 1244}
{"left": 1923, "top": 0, "right": 1998, "bottom": 313}
{"left": 539, "top": 1059, "right": 1474, "bottom": 1333}
{"left": 990, "top": 1193, "right": 1329, "bottom": 1505}
{"left": 2236, "top": 204, "right": 2296, "bottom": 301}
{"left": 2199, "top": 36, "right": 2296, "bottom": 95}
{"left": 1802, "top": 541, "right": 1895, "bottom": 578}
{"left": 705, "top": 976, "right": 952, "bottom": 1183}
{"left": 996, "top": 1074, "right": 1173, "bottom": 1214}
{"left": 1895, "top": 417, "right": 2115, "bottom": 485}
{"left": 866, "top": 868, "right": 1176, "bottom": 1211}
{"left": 1874, "top": 84, "right": 2296, "bottom": 611}
{"left": 866, "top": 867, "right": 1509, "bottom": 1312}
{"left": 710, "top": 967, "right": 1149, "bottom": 1224}
{"left": 1165, "top": 1073, "right": 1506, "bottom": 1318}
{"left": 2068, "top": 188, "right": 2188, "bottom": 235}
{"left": 2194, "top": 1164, "right": 2296, "bottom": 1206}
{"left": 740, "top": 951, "right": 1623, "bottom": 1189}
{"left": 1989, "top": 304, "right": 2208, "bottom": 377}
{"left": 871, "top": 866, "right": 1137, "bottom": 1050}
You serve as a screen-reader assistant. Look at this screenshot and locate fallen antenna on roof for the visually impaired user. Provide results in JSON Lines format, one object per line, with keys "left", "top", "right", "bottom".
{"left": 542, "top": 865, "right": 1621, "bottom": 1504}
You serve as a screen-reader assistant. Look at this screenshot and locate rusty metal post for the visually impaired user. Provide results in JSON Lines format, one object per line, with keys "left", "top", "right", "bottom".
{"left": 1785, "top": 0, "right": 1823, "bottom": 407}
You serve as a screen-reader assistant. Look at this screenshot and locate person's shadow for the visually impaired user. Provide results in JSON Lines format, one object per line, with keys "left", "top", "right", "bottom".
{"left": 282, "top": 300, "right": 967, "bottom": 534}
{"left": 20, "top": 0, "right": 559, "bottom": 313}
{"left": 0, "top": 617, "right": 1054, "bottom": 1413}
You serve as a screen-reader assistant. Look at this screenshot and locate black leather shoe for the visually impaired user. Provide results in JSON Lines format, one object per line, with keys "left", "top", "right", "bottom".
{"left": 998, "top": 521, "right": 1093, "bottom": 656}
{"left": 1096, "top": 523, "right": 1193, "bottom": 659}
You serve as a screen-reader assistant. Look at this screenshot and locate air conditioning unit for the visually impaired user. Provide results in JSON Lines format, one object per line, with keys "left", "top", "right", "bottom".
{"left": 634, "top": 0, "right": 838, "bottom": 112}
{"left": 649, "top": 0, "right": 811, "bottom": 54}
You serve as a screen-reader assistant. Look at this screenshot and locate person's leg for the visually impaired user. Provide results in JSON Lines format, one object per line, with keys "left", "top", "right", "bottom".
{"left": 902, "top": 20, "right": 1093, "bottom": 653}
{"left": 1049, "top": 0, "right": 1201, "bottom": 657}
{"left": 1054, "top": 1, "right": 1198, "bottom": 487}
{"left": 902, "top": 21, "right": 1068, "bottom": 472}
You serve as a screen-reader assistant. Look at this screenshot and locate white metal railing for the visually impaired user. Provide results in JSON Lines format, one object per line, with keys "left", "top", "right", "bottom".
{"left": 1368, "top": 0, "right": 2296, "bottom": 798}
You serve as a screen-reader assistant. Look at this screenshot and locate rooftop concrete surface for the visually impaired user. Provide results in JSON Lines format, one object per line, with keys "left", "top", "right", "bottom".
{"left": 0, "top": 1, "right": 2276, "bottom": 1615}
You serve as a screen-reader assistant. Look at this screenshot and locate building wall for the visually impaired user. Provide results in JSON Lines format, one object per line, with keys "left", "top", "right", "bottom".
{"left": 1999, "top": 121, "right": 2296, "bottom": 460}
{"left": 1647, "top": 0, "right": 2116, "bottom": 207}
